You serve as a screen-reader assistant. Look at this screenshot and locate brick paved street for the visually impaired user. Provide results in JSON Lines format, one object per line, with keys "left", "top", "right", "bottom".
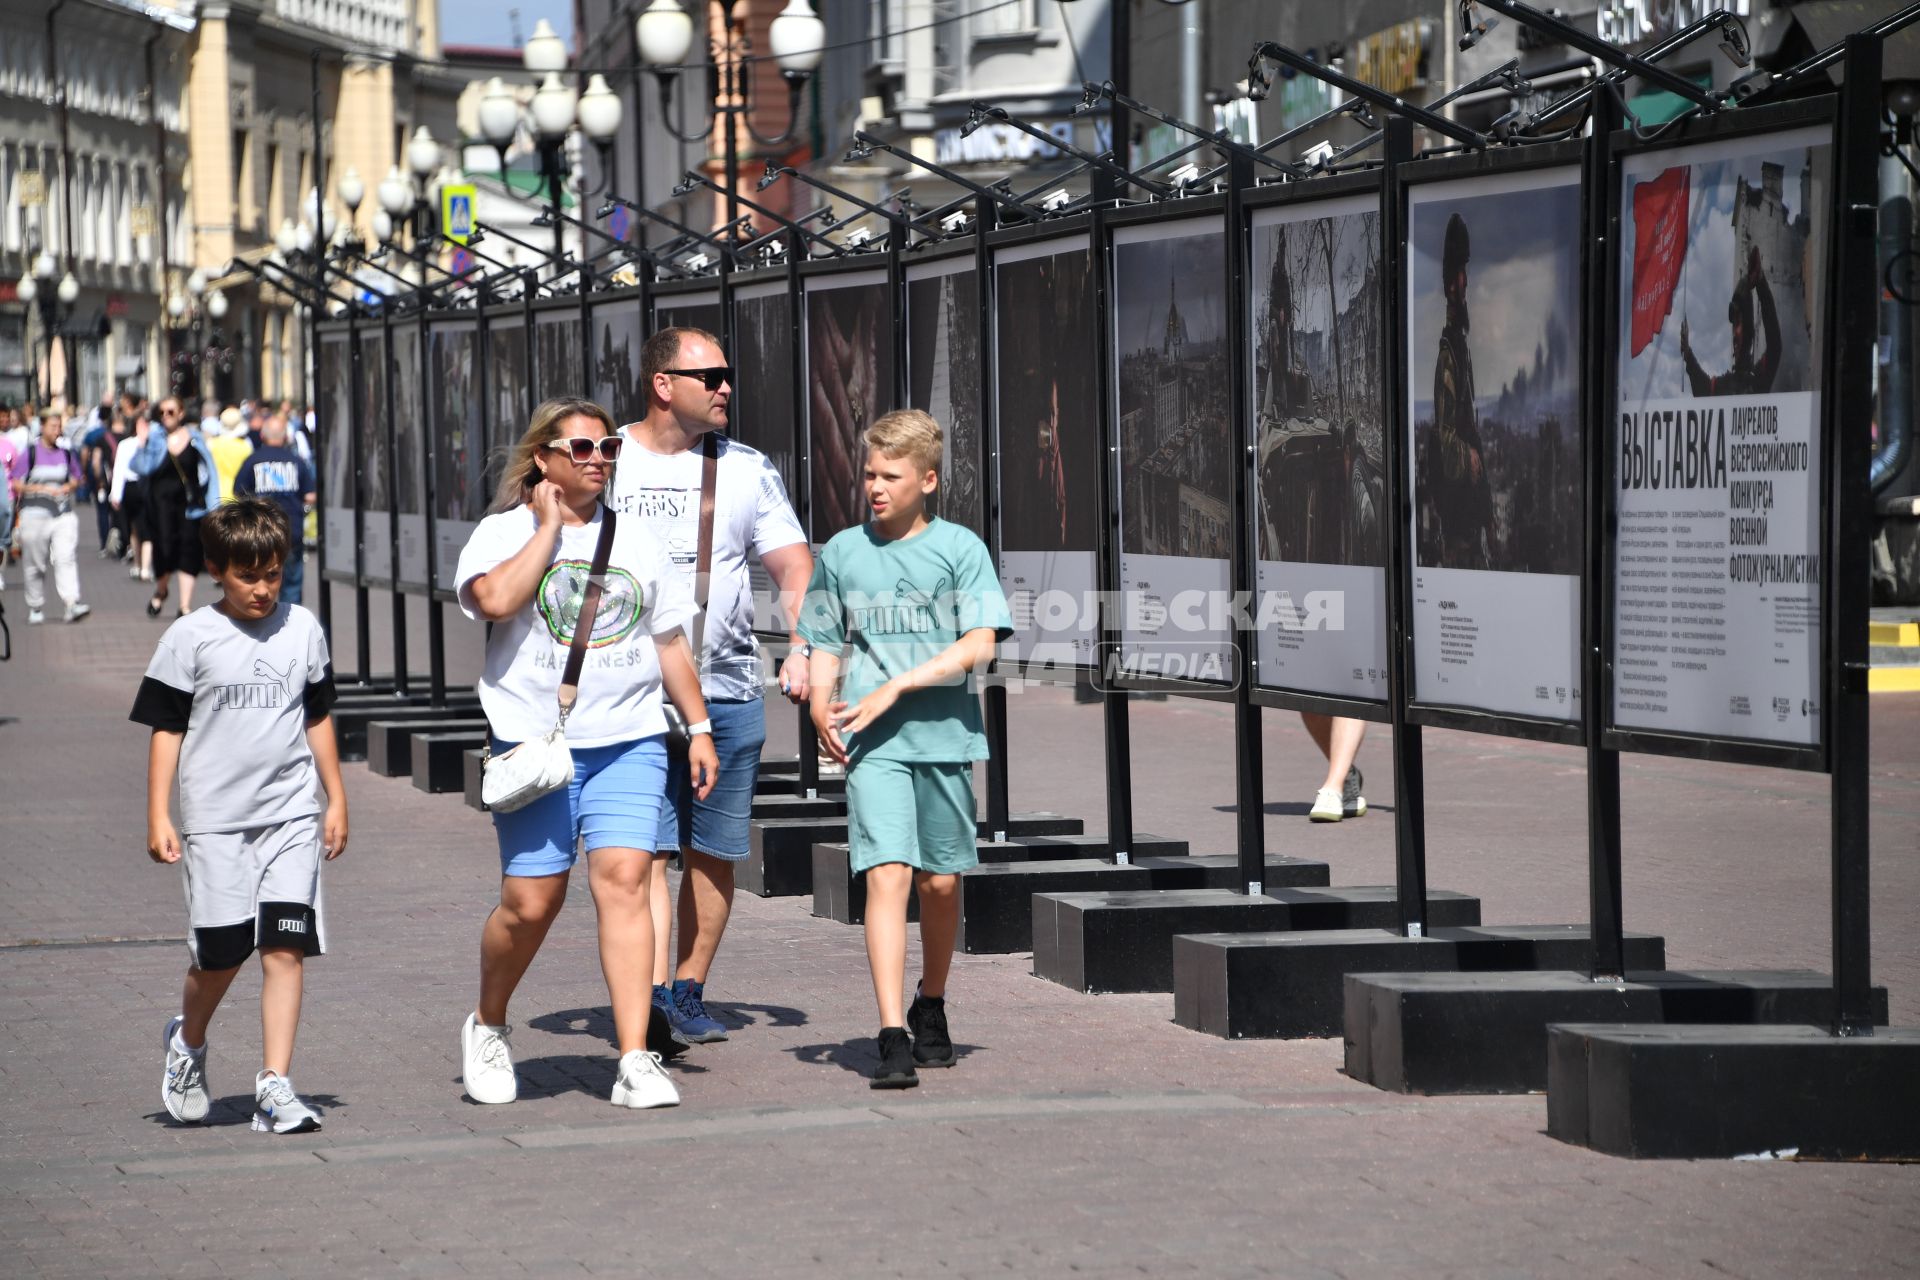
{"left": 2, "top": 557, "right": 1916, "bottom": 1278}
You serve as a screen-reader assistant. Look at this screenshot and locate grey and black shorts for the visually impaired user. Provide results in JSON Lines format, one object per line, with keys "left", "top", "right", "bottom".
{"left": 181, "top": 814, "right": 326, "bottom": 971}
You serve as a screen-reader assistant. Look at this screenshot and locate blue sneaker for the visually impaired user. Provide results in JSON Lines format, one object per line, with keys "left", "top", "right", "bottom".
{"left": 667, "top": 978, "right": 729, "bottom": 1043}
{"left": 649, "top": 985, "right": 691, "bottom": 1059}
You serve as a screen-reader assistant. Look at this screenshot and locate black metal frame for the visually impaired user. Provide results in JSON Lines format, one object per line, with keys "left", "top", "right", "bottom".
{"left": 358, "top": 320, "right": 397, "bottom": 594}
{"left": 1101, "top": 192, "right": 1240, "bottom": 699}
{"left": 389, "top": 314, "right": 433, "bottom": 599}
{"left": 1239, "top": 169, "right": 1394, "bottom": 726}
{"left": 981, "top": 213, "right": 1102, "bottom": 686}
{"left": 426, "top": 313, "right": 482, "bottom": 607}
{"left": 797, "top": 251, "right": 904, "bottom": 547}
{"left": 316, "top": 322, "right": 359, "bottom": 592}
{"left": 1597, "top": 96, "right": 1839, "bottom": 774}
{"left": 1391, "top": 139, "right": 1590, "bottom": 749}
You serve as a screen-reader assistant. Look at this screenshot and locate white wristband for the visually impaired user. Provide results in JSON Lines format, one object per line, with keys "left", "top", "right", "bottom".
{"left": 686, "top": 718, "right": 713, "bottom": 736}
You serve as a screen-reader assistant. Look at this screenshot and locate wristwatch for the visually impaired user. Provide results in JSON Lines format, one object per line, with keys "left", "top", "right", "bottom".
{"left": 687, "top": 718, "right": 713, "bottom": 736}
{"left": 794, "top": 642, "right": 814, "bottom": 660}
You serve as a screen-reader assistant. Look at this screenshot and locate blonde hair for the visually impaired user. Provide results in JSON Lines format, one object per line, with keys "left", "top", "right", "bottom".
{"left": 864, "top": 408, "right": 943, "bottom": 476}
{"left": 490, "top": 397, "right": 618, "bottom": 512}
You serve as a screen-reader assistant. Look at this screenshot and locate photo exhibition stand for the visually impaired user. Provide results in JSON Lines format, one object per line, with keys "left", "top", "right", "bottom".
{"left": 305, "top": 19, "right": 1916, "bottom": 1158}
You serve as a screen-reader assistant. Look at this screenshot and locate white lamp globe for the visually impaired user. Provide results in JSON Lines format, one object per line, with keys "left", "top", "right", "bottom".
{"left": 207, "top": 288, "right": 228, "bottom": 320}
{"left": 16, "top": 274, "right": 35, "bottom": 304}
{"left": 636, "top": 0, "right": 695, "bottom": 66}
{"left": 32, "top": 250, "right": 56, "bottom": 281}
{"left": 479, "top": 77, "right": 521, "bottom": 148}
{"left": 275, "top": 218, "right": 299, "bottom": 254}
{"left": 769, "top": 0, "right": 827, "bottom": 74}
{"left": 407, "top": 125, "right": 441, "bottom": 178}
{"left": 372, "top": 209, "right": 395, "bottom": 243}
{"left": 294, "top": 220, "right": 315, "bottom": 254}
{"left": 337, "top": 166, "right": 365, "bottom": 213}
{"left": 531, "top": 72, "right": 578, "bottom": 142}
{"left": 578, "top": 74, "right": 623, "bottom": 141}
{"left": 187, "top": 269, "right": 207, "bottom": 298}
{"left": 166, "top": 291, "right": 186, "bottom": 319}
{"left": 57, "top": 272, "right": 80, "bottom": 305}
{"left": 523, "top": 18, "right": 568, "bottom": 73}
{"left": 378, "top": 166, "right": 412, "bottom": 217}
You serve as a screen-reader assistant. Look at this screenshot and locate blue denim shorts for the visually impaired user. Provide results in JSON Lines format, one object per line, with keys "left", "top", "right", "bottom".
{"left": 655, "top": 697, "right": 767, "bottom": 861}
{"left": 491, "top": 735, "right": 668, "bottom": 877}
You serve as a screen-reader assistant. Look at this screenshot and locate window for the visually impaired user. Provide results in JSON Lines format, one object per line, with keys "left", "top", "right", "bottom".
{"left": 233, "top": 130, "right": 250, "bottom": 232}
{"left": 973, "top": 0, "right": 1038, "bottom": 40}
{"left": 869, "top": 0, "right": 905, "bottom": 67}
{"left": 266, "top": 143, "right": 283, "bottom": 229}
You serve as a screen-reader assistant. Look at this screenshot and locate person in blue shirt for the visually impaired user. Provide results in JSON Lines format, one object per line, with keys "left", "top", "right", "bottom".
{"left": 799, "top": 409, "right": 1013, "bottom": 1090}
{"left": 233, "top": 415, "right": 316, "bottom": 604}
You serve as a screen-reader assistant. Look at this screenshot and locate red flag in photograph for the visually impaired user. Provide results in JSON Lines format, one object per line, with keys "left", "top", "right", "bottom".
{"left": 1630, "top": 165, "right": 1690, "bottom": 357}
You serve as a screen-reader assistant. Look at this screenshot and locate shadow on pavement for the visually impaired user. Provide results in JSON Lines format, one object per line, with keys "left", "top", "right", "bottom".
{"left": 788, "top": 1037, "right": 983, "bottom": 1076}
{"left": 144, "top": 1092, "right": 348, "bottom": 1128}
{"left": 702, "top": 1000, "right": 808, "bottom": 1029}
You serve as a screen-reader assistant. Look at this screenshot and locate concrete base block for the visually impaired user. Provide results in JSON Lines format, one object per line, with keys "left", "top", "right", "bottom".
{"left": 1173, "top": 925, "right": 1667, "bottom": 1040}
{"left": 1033, "top": 887, "right": 1483, "bottom": 994}
{"left": 1345, "top": 969, "right": 1892, "bottom": 1095}
{"left": 1547, "top": 1022, "right": 1920, "bottom": 1159}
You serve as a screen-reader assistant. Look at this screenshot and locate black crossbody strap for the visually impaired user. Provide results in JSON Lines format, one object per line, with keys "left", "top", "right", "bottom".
{"left": 557, "top": 505, "right": 618, "bottom": 714}
{"left": 690, "top": 432, "right": 719, "bottom": 660}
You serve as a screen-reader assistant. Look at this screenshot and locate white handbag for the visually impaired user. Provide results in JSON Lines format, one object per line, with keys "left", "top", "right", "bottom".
{"left": 481, "top": 508, "right": 618, "bottom": 812}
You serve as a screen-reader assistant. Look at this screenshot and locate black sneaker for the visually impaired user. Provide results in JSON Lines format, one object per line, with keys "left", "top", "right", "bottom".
{"left": 906, "top": 991, "right": 955, "bottom": 1068}
{"left": 870, "top": 1027, "right": 918, "bottom": 1089}
{"left": 1342, "top": 765, "right": 1366, "bottom": 818}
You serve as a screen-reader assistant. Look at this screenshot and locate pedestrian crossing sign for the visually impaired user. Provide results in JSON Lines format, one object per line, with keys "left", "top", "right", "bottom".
{"left": 442, "top": 184, "right": 476, "bottom": 245}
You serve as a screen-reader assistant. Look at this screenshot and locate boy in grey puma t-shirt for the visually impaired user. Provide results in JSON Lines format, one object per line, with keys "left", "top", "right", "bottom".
{"left": 130, "top": 499, "right": 348, "bottom": 1133}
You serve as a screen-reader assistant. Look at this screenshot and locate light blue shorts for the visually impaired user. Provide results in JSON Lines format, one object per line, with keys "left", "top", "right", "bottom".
{"left": 845, "top": 759, "right": 979, "bottom": 876}
{"left": 657, "top": 697, "right": 767, "bottom": 861}
{"left": 490, "top": 735, "right": 668, "bottom": 878}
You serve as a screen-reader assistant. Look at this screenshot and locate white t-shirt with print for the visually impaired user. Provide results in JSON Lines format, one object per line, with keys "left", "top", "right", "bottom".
{"left": 455, "top": 505, "right": 697, "bottom": 747}
{"left": 606, "top": 431, "right": 806, "bottom": 703}
{"left": 131, "top": 604, "right": 335, "bottom": 836}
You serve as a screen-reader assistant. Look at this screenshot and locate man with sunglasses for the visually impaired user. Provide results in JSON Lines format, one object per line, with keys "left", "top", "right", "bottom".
{"left": 610, "top": 327, "right": 814, "bottom": 1048}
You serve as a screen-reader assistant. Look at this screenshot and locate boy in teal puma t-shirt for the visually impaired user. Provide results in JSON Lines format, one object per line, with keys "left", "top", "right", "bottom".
{"left": 799, "top": 409, "right": 1012, "bottom": 1090}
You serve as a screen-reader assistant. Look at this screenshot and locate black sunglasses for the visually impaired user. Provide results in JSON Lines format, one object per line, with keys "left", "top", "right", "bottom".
{"left": 545, "top": 436, "right": 623, "bottom": 464}
{"left": 663, "top": 366, "right": 734, "bottom": 392}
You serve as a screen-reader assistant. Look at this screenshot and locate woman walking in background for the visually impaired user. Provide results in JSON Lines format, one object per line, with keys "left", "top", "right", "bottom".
{"left": 133, "top": 397, "right": 218, "bottom": 618}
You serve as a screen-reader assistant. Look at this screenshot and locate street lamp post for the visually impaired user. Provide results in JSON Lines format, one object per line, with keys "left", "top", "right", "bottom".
{"left": 636, "top": 0, "right": 825, "bottom": 239}
{"left": 476, "top": 29, "right": 625, "bottom": 265}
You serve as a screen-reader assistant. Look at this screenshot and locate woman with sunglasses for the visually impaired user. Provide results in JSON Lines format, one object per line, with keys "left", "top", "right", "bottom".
{"left": 453, "top": 398, "right": 719, "bottom": 1112}
{"left": 129, "top": 397, "right": 219, "bottom": 618}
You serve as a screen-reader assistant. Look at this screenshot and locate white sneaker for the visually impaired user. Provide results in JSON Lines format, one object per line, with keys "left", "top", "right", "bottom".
{"left": 127, "top": 562, "right": 141, "bottom": 579}
{"left": 64, "top": 602, "right": 90, "bottom": 623}
{"left": 251, "top": 1070, "right": 322, "bottom": 1133}
{"left": 462, "top": 1012, "right": 517, "bottom": 1104}
{"left": 610, "top": 1050, "right": 680, "bottom": 1109}
{"left": 161, "top": 1016, "right": 211, "bottom": 1124}
{"left": 26, "top": 608, "right": 44, "bottom": 625}
{"left": 1309, "top": 787, "right": 1343, "bottom": 823}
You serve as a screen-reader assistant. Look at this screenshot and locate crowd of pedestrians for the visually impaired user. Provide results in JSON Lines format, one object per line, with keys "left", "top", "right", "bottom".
{"left": 1, "top": 391, "right": 316, "bottom": 623}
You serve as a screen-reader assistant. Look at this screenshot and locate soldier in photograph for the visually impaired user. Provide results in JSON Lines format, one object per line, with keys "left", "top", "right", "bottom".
{"left": 1429, "top": 212, "right": 1492, "bottom": 568}
{"left": 1681, "top": 245, "right": 1781, "bottom": 397}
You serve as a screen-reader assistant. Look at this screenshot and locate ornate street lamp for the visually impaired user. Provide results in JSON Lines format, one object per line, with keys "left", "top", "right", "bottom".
{"left": 636, "top": 0, "right": 825, "bottom": 237}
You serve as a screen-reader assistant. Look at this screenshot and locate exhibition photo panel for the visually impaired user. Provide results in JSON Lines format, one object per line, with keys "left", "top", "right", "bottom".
{"left": 654, "top": 292, "right": 725, "bottom": 344}
{"left": 1611, "top": 123, "right": 1832, "bottom": 749}
{"left": 590, "top": 295, "right": 646, "bottom": 426}
{"left": 1406, "top": 164, "right": 1585, "bottom": 723}
{"left": 488, "top": 312, "right": 531, "bottom": 466}
{"left": 804, "top": 268, "right": 896, "bottom": 544}
{"left": 358, "top": 329, "right": 393, "bottom": 586}
{"left": 317, "top": 328, "right": 354, "bottom": 583}
{"left": 1112, "top": 217, "right": 1235, "bottom": 684}
{"left": 392, "top": 321, "right": 430, "bottom": 592}
{"left": 533, "top": 307, "right": 584, "bottom": 403}
{"left": 1250, "top": 191, "right": 1390, "bottom": 702}
{"left": 906, "top": 254, "right": 986, "bottom": 538}
{"left": 731, "top": 278, "right": 801, "bottom": 635}
{"left": 993, "top": 234, "right": 1100, "bottom": 668}
{"left": 430, "top": 318, "right": 484, "bottom": 594}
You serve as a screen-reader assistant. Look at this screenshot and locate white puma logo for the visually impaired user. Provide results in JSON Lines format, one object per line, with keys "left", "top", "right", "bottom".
{"left": 253, "top": 658, "right": 299, "bottom": 699}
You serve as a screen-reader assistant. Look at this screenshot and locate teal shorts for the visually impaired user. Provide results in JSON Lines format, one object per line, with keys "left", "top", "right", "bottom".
{"left": 845, "top": 758, "right": 979, "bottom": 875}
